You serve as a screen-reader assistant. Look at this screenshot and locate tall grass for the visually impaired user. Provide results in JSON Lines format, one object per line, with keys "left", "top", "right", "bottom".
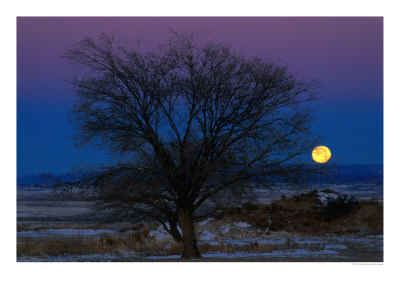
{"left": 17, "top": 226, "right": 170, "bottom": 257}
{"left": 17, "top": 233, "right": 326, "bottom": 258}
{"left": 223, "top": 191, "right": 383, "bottom": 235}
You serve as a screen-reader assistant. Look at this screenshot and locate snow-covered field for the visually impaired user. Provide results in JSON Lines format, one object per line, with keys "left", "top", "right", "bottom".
{"left": 253, "top": 181, "right": 383, "bottom": 204}
{"left": 18, "top": 228, "right": 116, "bottom": 237}
{"left": 17, "top": 184, "right": 383, "bottom": 262}
{"left": 17, "top": 218, "right": 383, "bottom": 262}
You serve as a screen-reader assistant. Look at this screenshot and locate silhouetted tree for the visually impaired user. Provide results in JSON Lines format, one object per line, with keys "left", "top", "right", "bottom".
{"left": 64, "top": 31, "right": 320, "bottom": 258}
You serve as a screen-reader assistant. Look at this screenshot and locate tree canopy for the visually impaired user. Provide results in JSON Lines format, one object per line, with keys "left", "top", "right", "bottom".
{"left": 64, "top": 31, "right": 320, "bottom": 258}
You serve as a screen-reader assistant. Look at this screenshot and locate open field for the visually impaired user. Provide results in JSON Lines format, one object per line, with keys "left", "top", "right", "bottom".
{"left": 17, "top": 225, "right": 383, "bottom": 262}
{"left": 17, "top": 186, "right": 383, "bottom": 262}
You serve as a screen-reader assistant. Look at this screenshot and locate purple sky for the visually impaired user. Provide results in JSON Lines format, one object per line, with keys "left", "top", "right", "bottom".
{"left": 17, "top": 17, "right": 383, "bottom": 175}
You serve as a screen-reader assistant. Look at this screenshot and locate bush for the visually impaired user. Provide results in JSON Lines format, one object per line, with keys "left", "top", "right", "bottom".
{"left": 222, "top": 190, "right": 382, "bottom": 235}
{"left": 321, "top": 195, "right": 358, "bottom": 222}
{"left": 242, "top": 202, "right": 258, "bottom": 212}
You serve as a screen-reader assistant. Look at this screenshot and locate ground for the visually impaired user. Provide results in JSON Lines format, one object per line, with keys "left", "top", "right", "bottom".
{"left": 16, "top": 186, "right": 383, "bottom": 262}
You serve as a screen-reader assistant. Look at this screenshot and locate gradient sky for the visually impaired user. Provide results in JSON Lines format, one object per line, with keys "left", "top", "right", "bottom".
{"left": 17, "top": 17, "right": 383, "bottom": 176}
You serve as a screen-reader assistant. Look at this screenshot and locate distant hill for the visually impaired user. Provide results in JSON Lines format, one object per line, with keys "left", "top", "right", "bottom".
{"left": 315, "top": 164, "right": 383, "bottom": 183}
{"left": 17, "top": 164, "right": 383, "bottom": 186}
{"left": 17, "top": 173, "right": 83, "bottom": 186}
{"left": 335, "top": 164, "right": 383, "bottom": 177}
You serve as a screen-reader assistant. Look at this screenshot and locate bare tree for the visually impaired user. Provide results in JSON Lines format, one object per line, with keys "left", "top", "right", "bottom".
{"left": 63, "top": 31, "right": 320, "bottom": 258}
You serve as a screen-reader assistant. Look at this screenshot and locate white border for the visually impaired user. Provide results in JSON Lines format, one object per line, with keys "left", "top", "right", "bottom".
{"left": 2, "top": 1, "right": 399, "bottom": 299}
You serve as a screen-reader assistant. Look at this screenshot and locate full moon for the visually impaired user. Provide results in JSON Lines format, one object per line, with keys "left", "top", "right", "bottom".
{"left": 312, "top": 146, "right": 331, "bottom": 163}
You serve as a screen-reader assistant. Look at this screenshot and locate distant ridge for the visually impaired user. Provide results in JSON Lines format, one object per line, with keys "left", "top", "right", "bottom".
{"left": 17, "top": 164, "right": 383, "bottom": 186}
{"left": 17, "top": 173, "right": 83, "bottom": 186}
{"left": 311, "top": 164, "right": 383, "bottom": 184}
{"left": 335, "top": 164, "right": 383, "bottom": 177}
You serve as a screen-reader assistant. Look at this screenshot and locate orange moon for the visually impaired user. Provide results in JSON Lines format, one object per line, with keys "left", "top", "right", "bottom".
{"left": 312, "top": 146, "right": 331, "bottom": 163}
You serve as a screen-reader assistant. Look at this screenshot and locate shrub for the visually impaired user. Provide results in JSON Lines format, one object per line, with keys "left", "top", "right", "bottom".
{"left": 222, "top": 190, "right": 382, "bottom": 235}
{"left": 321, "top": 195, "right": 358, "bottom": 222}
{"left": 242, "top": 202, "right": 258, "bottom": 212}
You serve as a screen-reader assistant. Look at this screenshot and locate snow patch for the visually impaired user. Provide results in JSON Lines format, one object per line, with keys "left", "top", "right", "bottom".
{"left": 17, "top": 213, "right": 33, "bottom": 217}
{"left": 148, "top": 226, "right": 173, "bottom": 241}
{"left": 199, "top": 230, "right": 217, "bottom": 241}
{"left": 197, "top": 218, "right": 215, "bottom": 227}
{"left": 235, "top": 222, "right": 252, "bottom": 229}
{"left": 146, "top": 255, "right": 181, "bottom": 260}
{"left": 318, "top": 191, "right": 340, "bottom": 206}
{"left": 220, "top": 222, "right": 252, "bottom": 234}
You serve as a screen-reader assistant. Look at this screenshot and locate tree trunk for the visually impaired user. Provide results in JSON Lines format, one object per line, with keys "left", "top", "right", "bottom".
{"left": 178, "top": 208, "right": 202, "bottom": 259}
{"left": 168, "top": 220, "right": 183, "bottom": 243}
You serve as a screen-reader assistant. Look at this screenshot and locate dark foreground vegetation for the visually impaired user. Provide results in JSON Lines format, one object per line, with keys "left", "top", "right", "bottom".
{"left": 223, "top": 190, "right": 383, "bottom": 235}
{"left": 17, "top": 189, "right": 383, "bottom": 261}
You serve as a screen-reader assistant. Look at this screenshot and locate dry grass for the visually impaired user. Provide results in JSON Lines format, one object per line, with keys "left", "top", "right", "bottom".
{"left": 345, "top": 242, "right": 368, "bottom": 251}
{"left": 17, "top": 231, "right": 326, "bottom": 258}
{"left": 17, "top": 189, "right": 381, "bottom": 259}
{"left": 17, "top": 226, "right": 158, "bottom": 257}
{"left": 198, "top": 238, "right": 325, "bottom": 254}
{"left": 17, "top": 223, "right": 111, "bottom": 232}
{"left": 223, "top": 191, "right": 383, "bottom": 236}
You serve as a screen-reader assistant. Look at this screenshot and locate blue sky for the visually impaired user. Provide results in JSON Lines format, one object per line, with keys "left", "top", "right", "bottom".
{"left": 17, "top": 17, "right": 383, "bottom": 175}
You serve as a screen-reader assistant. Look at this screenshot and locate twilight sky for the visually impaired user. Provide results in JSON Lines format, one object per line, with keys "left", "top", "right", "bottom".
{"left": 17, "top": 17, "right": 383, "bottom": 176}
